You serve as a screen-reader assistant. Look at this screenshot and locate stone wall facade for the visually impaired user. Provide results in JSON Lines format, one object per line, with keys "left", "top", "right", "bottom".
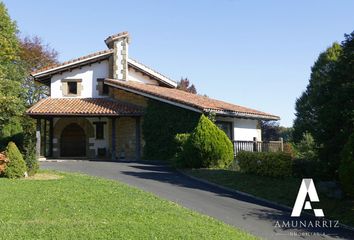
{"left": 52, "top": 118, "right": 95, "bottom": 158}
{"left": 111, "top": 88, "right": 148, "bottom": 107}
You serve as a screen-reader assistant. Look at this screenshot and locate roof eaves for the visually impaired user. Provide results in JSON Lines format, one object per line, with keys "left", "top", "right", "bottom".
{"left": 128, "top": 58, "right": 177, "bottom": 88}
{"left": 32, "top": 50, "right": 113, "bottom": 78}
{"left": 207, "top": 109, "right": 280, "bottom": 120}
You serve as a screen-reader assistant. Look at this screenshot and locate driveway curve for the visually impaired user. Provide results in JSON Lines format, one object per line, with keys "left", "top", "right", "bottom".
{"left": 41, "top": 160, "right": 353, "bottom": 240}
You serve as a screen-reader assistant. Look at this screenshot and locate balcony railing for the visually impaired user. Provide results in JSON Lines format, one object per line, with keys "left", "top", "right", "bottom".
{"left": 233, "top": 137, "right": 283, "bottom": 156}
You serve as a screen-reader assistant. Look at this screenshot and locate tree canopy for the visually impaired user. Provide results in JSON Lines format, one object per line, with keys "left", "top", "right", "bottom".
{"left": 177, "top": 77, "right": 197, "bottom": 94}
{"left": 293, "top": 33, "right": 354, "bottom": 178}
{"left": 0, "top": 2, "right": 25, "bottom": 136}
{"left": 19, "top": 36, "right": 58, "bottom": 105}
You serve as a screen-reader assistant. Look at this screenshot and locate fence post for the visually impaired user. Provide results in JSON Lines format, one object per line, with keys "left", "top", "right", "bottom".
{"left": 253, "top": 137, "right": 257, "bottom": 152}
{"left": 280, "top": 137, "right": 284, "bottom": 152}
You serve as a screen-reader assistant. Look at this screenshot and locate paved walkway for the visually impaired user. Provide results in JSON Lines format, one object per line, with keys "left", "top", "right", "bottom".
{"left": 41, "top": 161, "right": 353, "bottom": 240}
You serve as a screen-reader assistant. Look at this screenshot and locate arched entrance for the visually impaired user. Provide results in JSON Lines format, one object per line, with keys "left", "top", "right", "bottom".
{"left": 60, "top": 123, "right": 86, "bottom": 157}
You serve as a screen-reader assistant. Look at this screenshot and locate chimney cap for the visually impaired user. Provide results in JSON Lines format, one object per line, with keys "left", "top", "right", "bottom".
{"left": 104, "top": 31, "right": 130, "bottom": 49}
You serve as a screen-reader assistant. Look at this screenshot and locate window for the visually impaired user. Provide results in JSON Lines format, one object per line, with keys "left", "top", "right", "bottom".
{"left": 102, "top": 83, "right": 109, "bottom": 95}
{"left": 215, "top": 121, "right": 233, "bottom": 140}
{"left": 67, "top": 82, "right": 78, "bottom": 95}
{"left": 61, "top": 79, "right": 82, "bottom": 96}
{"left": 94, "top": 122, "right": 105, "bottom": 139}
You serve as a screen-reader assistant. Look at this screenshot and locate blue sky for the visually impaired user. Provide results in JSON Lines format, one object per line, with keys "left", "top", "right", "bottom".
{"left": 3, "top": 0, "right": 354, "bottom": 126}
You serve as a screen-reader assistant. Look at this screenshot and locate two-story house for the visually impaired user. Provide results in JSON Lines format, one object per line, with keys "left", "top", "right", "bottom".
{"left": 27, "top": 32, "right": 279, "bottom": 160}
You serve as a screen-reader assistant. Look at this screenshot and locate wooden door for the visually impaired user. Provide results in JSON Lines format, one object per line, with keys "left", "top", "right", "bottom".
{"left": 60, "top": 123, "right": 86, "bottom": 157}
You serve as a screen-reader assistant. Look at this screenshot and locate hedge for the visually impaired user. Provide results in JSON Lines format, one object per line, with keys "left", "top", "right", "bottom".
{"left": 237, "top": 151, "right": 292, "bottom": 178}
{"left": 177, "top": 115, "right": 234, "bottom": 168}
{"left": 142, "top": 100, "right": 200, "bottom": 160}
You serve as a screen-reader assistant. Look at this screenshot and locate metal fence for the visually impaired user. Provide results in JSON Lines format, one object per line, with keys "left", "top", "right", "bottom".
{"left": 233, "top": 138, "right": 283, "bottom": 156}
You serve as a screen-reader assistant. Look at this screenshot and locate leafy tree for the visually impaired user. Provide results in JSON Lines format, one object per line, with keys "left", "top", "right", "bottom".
{"left": 339, "top": 133, "right": 354, "bottom": 197}
{"left": 293, "top": 33, "right": 354, "bottom": 179}
{"left": 0, "top": 2, "right": 26, "bottom": 135}
{"left": 295, "top": 132, "right": 317, "bottom": 160}
{"left": 293, "top": 43, "right": 342, "bottom": 143}
{"left": 260, "top": 121, "right": 280, "bottom": 141}
{"left": 19, "top": 36, "right": 58, "bottom": 106}
{"left": 177, "top": 77, "right": 197, "bottom": 94}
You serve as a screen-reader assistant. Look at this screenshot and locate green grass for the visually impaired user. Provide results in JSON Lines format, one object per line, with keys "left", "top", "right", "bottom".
{"left": 187, "top": 169, "right": 354, "bottom": 227}
{"left": 0, "top": 171, "right": 257, "bottom": 240}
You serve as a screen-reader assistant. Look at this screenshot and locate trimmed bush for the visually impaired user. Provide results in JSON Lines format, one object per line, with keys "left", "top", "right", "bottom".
{"left": 23, "top": 141, "right": 38, "bottom": 176}
{"left": 143, "top": 100, "right": 200, "bottom": 160}
{"left": 179, "top": 115, "right": 234, "bottom": 168}
{"left": 237, "top": 151, "right": 292, "bottom": 178}
{"left": 339, "top": 133, "right": 354, "bottom": 197}
{"left": 3, "top": 142, "right": 27, "bottom": 178}
{"left": 21, "top": 117, "right": 38, "bottom": 176}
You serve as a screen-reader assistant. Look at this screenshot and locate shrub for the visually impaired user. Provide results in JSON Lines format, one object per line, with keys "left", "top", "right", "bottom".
{"left": 237, "top": 151, "right": 292, "bottom": 178}
{"left": 295, "top": 132, "right": 317, "bottom": 160}
{"left": 21, "top": 117, "right": 38, "bottom": 176}
{"left": 143, "top": 100, "right": 200, "bottom": 160}
{"left": 173, "top": 133, "right": 190, "bottom": 167}
{"left": 292, "top": 132, "right": 323, "bottom": 179}
{"left": 179, "top": 115, "right": 234, "bottom": 168}
{"left": 339, "top": 133, "right": 354, "bottom": 197}
{"left": 3, "top": 142, "right": 27, "bottom": 178}
{"left": 283, "top": 142, "right": 296, "bottom": 159}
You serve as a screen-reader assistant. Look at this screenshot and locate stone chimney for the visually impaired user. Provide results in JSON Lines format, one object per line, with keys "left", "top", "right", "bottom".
{"left": 105, "top": 32, "right": 130, "bottom": 80}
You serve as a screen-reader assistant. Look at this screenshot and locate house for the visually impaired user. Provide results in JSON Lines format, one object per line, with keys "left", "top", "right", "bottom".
{"left": 27, "top": 32, "right": 280, "bottom": 160}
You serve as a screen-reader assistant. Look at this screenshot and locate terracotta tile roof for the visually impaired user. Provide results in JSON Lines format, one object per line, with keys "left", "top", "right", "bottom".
{"left": 31, "top": 49, "right": 113, "bottom": 75}
{"left": 26, "top": 98, "right": 144, "bottom": 116}
{"left": 105, "top": 79, "right": 280, "bottom": 120}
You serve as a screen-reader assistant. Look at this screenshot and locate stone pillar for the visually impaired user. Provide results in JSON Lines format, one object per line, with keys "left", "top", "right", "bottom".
{"left": 36, "top": 119, "right": 41, "bottom": 158}
{"left": 49, "top": 118, "right": 54, "bottom": 157}
{"left": 111, "top": 117, "right": 116, "bottom": 161}
{"left": 43, "top": 119, "right": 47, "bottom": 156}
{"left": 135, "top": 117, "right": 141, "bottom": 161}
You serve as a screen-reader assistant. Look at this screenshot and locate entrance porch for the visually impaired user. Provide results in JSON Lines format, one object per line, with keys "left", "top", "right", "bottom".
{"left": 27, "top": 98, "right": 144, "bottom": 160}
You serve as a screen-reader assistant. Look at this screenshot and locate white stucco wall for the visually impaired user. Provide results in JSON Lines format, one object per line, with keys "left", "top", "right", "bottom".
{"left": 87, "top": 117, "right": 109, "bottom": 155}
{"left": 128, "top": 67, "right": 159, "bottom": 85}
{"left": 50, "top": 61, "right": 163, "bottom": 98}
{"left": 50, "top": 60, "right": 109, "bottom": 98}
{"left": 234, "top": 118, "right": 261, "bottom": 141}
{"left": 216, "top": 117, "right": 261, "bottom": 141}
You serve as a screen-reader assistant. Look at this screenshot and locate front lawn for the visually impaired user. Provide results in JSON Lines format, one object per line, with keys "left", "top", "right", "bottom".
{"left": 0, "top": 171, "right": 257, "bottom": 240}
{"left": 186, "top": 169, "right": 354, "bottom": 227}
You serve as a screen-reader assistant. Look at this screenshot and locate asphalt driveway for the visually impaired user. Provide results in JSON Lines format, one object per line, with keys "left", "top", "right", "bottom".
{"left": 41, "top": 160, "right": 354, "bottom": 240}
